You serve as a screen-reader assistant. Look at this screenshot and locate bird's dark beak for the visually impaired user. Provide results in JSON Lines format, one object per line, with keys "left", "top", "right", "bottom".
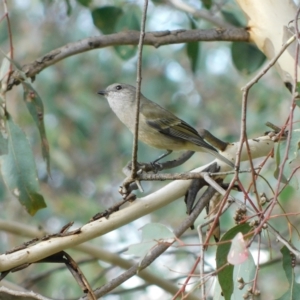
{"left": 97, "top": 90, "right": 107, "bottom": 96}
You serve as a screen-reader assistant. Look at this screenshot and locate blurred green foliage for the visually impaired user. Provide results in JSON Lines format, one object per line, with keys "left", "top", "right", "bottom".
{"left": 0, "top": 0, "right": 297, "bottom": 299}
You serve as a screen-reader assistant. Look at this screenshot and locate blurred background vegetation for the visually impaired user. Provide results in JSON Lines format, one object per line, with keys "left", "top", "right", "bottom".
{"left": 0, "top": 0, "right": 298, "bottom": 299}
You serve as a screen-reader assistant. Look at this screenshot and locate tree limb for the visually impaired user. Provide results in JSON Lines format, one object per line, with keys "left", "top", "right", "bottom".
{"left": 6, "top": 28, "right": 249, "bottom": 91}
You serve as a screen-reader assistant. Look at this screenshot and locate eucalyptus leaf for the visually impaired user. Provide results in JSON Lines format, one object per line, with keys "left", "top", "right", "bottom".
{"left": 0, "top": 133, "right": 8, "bottom": 155}
{"left": 275, "top": 246, "right": 300, "bottom": 299}
{"left": 114, "top": 8, "right": 140, "bottom": 60}
{"left": 274, "top": 131, "right": 300, "bottom": 185}
{"left": 76, "top": 0, "right": 91, "bottom": 7}
{"left": 221, "top": 11, "right": 243, "bottom": 27}
{"left": 186, "top": 18, "right": 200, "bottom": 73}
{"left": 125, "top": 223, "right": 175, "bottom": 260}
{"left": 231, "top": 42, "right": 266, "bottom": 74}
{"left": 0, "top": 115, "right": 46, "bottom": 215}
{"left": 216, "top": 223, "right": 252, "bottom": 300}
{"left": 202, "top": 0, "right": 212, "bottom": 9}
{"left": 22, "top": 82, "right": 50, "bottom": 174}
{"left": 92, "top": 6, "right": 123, "bottom": 34}
{"left": 65, "top": 0, "right": 72, "bottom": 16}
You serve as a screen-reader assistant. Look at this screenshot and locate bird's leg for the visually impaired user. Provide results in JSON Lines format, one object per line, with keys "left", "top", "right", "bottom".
{"left": 152, "top": 150, "right": 173, "bottom": 163}
{"left": 151, "top": 150, "right": 173, "bottom": 173}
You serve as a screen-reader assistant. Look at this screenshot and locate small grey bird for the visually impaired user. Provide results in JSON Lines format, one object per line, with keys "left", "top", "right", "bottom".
{"left": 98, "top": 83, "right": 234, "bottom": 167}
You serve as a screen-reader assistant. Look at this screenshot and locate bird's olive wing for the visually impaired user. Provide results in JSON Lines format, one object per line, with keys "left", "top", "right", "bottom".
{"left": 141, "top": 100, "right": 217, "bottom": 152}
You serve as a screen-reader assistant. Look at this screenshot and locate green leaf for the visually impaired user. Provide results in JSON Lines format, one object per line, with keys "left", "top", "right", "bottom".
{"left": 202, "top": 0, "right": 212, "bottom": 9}
{"left": 0, "top": 52, "right": 10, "bottom": 87}
{"left": 0, "top": 114, "right": 46, "bottom": 215}
{"left": 114, "top": 45, "right": 137, "bottom": 60}
{"left": 125, "top": 241, "right": 157, "bottom": 259}
{"left": 275, "top": 246, "right": 300, "bottom": 300}
{"left": 186, "top": 18, "right": 200, "bottom": 73}
{"left": 295, "top": 83, "right": 300, "bottom": 106}
{"left": 65, "top": 0, "right": 72, "bottom": 16}
{"left": 221, "top": 11, "right": 243, "bottom": 27}
{"left": 76, "top": 0, "right": 92, "bottom": 7}
{"left": 296, "top": 82, "right": 300, "bottom": 96}
{"left": 22, "top": 82, "right": 50, "bottom": 175}
{"left": 140, "top": 223, "right": 175, "bottom": 240}
{"left": 92, "top": 6, "right": 123, "bottom": 34}
{"left": 0, "top": 48, "right": 22, "bottom": 70}
{"left": 213, "top": 250, "right": 256, "bottom": 299}
{"left": 125, "top": 223, "right": 175, "bottom": 259}
{"left": 273, "top": 141, "right": 288, "bottom": 184}
{"left": 274, "top": 131, "right": 300, "bottom": 185}
{"left": 0, "top": 132, "right": 8, "bottom": 155}
{"left": 231, "top": 251, "right": 256, "bottom": 299}
{"left": 231, "top": 42, "right": 266, "bottom": 75}
{"left": 0, "top": 50, "right": 24, "bottom": 93}
{"left": 216, "top": 223, "right": 252, "bottom": 300}
{"left": 114, "top": 8, "right": 140, "bottom": 60}
{"left": 279, "top": 185, "right": 295, "bottom": 202}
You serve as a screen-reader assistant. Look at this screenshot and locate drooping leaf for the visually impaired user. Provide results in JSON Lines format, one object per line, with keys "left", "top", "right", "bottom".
{"left": 22, "top": 82, "right": 50, "bottom": 174}
{"left": 76, "top": 0, "right": 92, "bottom": 7}
{"left": 0, "top": 51, "right": 10, "bottom": 91}
{"left": 202, "top": 0, "right": 212, "bottom": 10}
{"left": 279, "top": 185, "right": 295, "bottom": 202}
{"left": 295, "top": 83, "right": 300, "bottom": 106}
{"left": 231, "top": 42, "right": 266, "bottom": 74}
{"left": 64, "top": 0, "right": 72, "bottom": 16}
{"left": 0, "top": 133, "right": 8, "bottom": 155}
{"left": 114, "top": 8, "right": 140, "bottom": 60}
{"left": 0, "top": 114, "right": 46, "bottom": 215}
{"left": 221, "top": 11, "right": 243, "bottom": 27}
{"left": 0, "top": 50, "right": 24, "bottom": 93}
{"left": 186, "top": 18, "right": 200, "bottom": 73}
{"left": 274, "top": 141, "right": 288, "bottom": 184}
{"left": 114, "top": 45, "right": 137, "bottom": 60}
{"left": 0, "top": 48, "right": 26, "bottom": 93}
{"left": 214, "top": 245, "right": 256, "bottom": 299}
{"left": 274, "top": 130, "right": 300, "bottom": 185}
{"left": 275, "top": 246, "right": 300, "bottom": 299}
{"left": 0, "top": 47, "right": 23, "bottom": 70}
{"left": 125, "top": 241, "right": 157, "bottom": 261}
{"left": 216, "top": 223, "right": 252, "bottom": 300}
{"left": 140, "top": 223, "right": 175, "bottom": 241}
{"left": 296, "top": 82, "right": 300, "bottom": 97}
{"left": 125, "top": 223, "right": 175, "bottom": 260}
{"left": 231, "top": 251, "right": 256, "bottom": 300}
{"left": 227, "top": 232, "right": 249, "bottom": 265}
{"left": 91, "top": 6, "right": 123, "bottom": 34}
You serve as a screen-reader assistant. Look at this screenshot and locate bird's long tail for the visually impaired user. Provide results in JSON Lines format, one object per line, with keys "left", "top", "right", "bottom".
{"left": 205, "top": 148, "right": 234, "bottom": 168}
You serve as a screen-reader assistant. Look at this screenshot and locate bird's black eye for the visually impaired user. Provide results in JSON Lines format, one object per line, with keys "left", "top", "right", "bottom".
{"left": 116, "top": 85, "right": 122, "bottom": 90}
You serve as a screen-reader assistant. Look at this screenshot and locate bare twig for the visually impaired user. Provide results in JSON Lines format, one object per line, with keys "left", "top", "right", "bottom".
{"left": 131, "top": 0, "right": 148, "bottom": 179}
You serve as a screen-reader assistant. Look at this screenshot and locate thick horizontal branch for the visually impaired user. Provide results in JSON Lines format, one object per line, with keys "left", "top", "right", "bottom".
{"left": 7, "top": 28, "right": 249, "bottom": 91}
{"left": 0, "top": 133, "right": 276, "bottom": 273}
{"left": 0, "top": 220, "right": 187, "bottom": 298}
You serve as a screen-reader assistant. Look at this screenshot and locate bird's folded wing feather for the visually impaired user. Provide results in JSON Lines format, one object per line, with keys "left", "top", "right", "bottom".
{"left": 141, "top": 99, "right": 217, "bottom": 152}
